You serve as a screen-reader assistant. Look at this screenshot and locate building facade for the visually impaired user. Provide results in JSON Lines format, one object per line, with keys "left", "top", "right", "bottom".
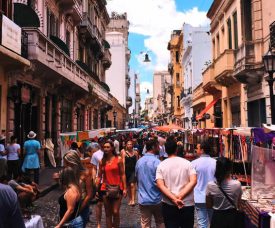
{"left": 0, "top": 0, "right": 30, "bottom": 135}
{"left": 181, "top": 24, "right": 211, "bottom": 129}
{"left": 0, "top": 0, "right": 117, "bottom": 148}
{"left": 168, "top": 30, "right": 183, "bottom": 125}
{"left": 202, "top": 0, "right": 275, "bottom": 128}
{"left": 153, "top": 71, "right": 172, "bottom": 125}
{"left": 105, "top": 12, "right": 132, "bottom": 120}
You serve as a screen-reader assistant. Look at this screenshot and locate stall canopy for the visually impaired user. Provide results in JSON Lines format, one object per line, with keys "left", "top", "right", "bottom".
{"left": 196, "top": 96, "right": 221, "bottom": 120}
{"left": 153, "top": 124, "right": 184, "bottom": 132}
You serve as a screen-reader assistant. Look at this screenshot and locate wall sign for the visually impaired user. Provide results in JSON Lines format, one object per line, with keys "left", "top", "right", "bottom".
{"left": 1, "top": 15, "right": 22, "bottom": 55}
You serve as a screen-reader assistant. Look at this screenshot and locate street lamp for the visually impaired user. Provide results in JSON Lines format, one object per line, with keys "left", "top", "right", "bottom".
{"left": 113, "top": 110, "right": 117, "bottom": 128}
{"left": 263, "top": 48, "right": 275, "bottom": 124}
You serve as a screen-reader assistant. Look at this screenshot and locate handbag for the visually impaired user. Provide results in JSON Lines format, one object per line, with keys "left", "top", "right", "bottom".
{"left": 217, "top": 184, "right": 245, "bottom": 228}
{"left": 105, "top": 184, "right": 121, "bottom": 199}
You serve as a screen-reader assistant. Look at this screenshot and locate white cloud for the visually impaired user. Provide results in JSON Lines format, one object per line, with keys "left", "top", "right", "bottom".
{"left": 107, "top": 0, "right": 210, "bottom": 70}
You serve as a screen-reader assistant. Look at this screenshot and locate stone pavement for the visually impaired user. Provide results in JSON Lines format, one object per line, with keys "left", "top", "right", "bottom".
{"left": 32, "top": 188, "right": 143, "bottom": 228}
{"left": 33, "top": 188, "right": 198, "bottom": 228}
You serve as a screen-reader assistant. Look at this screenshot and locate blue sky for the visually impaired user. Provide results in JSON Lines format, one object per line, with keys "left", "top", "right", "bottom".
{"left": 107, "top": 0, "right": 213, "bottom": 109}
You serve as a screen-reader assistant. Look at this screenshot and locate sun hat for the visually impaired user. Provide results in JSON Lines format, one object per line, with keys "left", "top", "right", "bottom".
{"left": 27, "top": 131, "right": 37, "bottom": 139}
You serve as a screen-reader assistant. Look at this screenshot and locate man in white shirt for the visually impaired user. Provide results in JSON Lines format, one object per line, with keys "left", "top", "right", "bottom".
{"left": 113, "top": 138, "right": 120, "bottom": 155}
{"left": 156, "top": 136, "right": 197, "bottom": 228}
{"left": 90, "top": 142, "right": 104, "bottom": 228}
{"left": 192, "top": 140, "right": 216, "bottom": 228}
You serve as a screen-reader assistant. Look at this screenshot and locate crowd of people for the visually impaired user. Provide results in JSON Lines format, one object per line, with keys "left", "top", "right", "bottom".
{"left": 0, "top": 130, "right": 244, "bottom": 228}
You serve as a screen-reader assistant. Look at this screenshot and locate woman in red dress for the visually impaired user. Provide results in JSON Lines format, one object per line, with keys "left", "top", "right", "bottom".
{"left": 96, "top": 140, "right": 127, "bottom": 228}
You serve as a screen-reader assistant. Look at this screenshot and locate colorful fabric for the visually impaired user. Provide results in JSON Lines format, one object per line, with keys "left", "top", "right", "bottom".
{"left": 253, "top": 128, "right": 275, "bottom": 144}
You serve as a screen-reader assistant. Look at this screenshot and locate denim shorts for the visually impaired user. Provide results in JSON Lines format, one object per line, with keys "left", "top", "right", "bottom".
{"left": 64, "top": 215, "right": 84, "bottom": 228}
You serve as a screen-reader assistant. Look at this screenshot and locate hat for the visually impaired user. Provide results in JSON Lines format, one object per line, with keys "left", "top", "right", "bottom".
{"left": 27, "top": 131, "right": 37, "bottom": 139}
{"left": 263, "top": 124, "right": 275, "bottom": 133}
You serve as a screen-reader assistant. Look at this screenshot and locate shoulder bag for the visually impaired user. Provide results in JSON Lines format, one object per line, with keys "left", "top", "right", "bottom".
{"left": 104, "top": 158, "right": 121, "bottom": 199}
{"left": 217, "top": 184, "right": 245, "bottom": 228}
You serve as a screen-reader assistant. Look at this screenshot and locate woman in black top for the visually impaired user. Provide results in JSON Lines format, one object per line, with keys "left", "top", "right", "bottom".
{"left": 55, "top": 167, "right": 83, "bottom": 228}
{"left": 121, "top": 140, "right": 139, "bottom": 206}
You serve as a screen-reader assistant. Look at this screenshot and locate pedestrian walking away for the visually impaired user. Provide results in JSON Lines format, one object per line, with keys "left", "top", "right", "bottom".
{"left": 206, "top": 157, "right": 243, "bottom": 228}
{"left": 191, "top": 139, "right": 216, "bottom": 228}
{"left": 156, "top": 136, "right": 197, "bottom": 228}
{"left": 6, "top": 136, "right": 21, "bottom": 180}
{"left": 22, "top": 131, "right": 41, "bottom": 184}
{"left": 121, "top": 140, "right": 139, "bottom": 206}
{"left": 96, "top": 140, "right": 127, "bottom": 228}
{"left": 135, "top": 139, "right": 165, "bottom": 228}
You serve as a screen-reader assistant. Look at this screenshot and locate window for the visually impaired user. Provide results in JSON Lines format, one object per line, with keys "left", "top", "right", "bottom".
{"left": 176, "top": 51, "right": 179, "bottom": 63}
{"left": 242, "top": 0, "right": 252, "bottom": 41}
{"left": 212, "top": 39, "right": 216, "bottom": 59}
{"left": 61, "top": 98, "right": 72, "bottom": 132}
{"left": 79, "top": 46, "right": 84, "bottom": 62}
{"left": 0, "top": 0, "right": 12, "bottom": 18}
{"left": 227, "top": 18, "right": 232, "bottom": 49}
{"left": 177, "top": 96, "right": 180, "bottom": 107}
{"left": 47, "top": 9, "right": 59, "bottom": 37}
{"left": 176, "top": 73, "right": 180, "bottom": 86}
{"left": 248, "top": 98, "right": 266, "bottom": 127}
{"left": 216, "top": 34, "right": 220, "bottom": 56}
{"left": 66, "top": 30, "right": 70, "bottom": 51}
{"left": 233, "top": 11, "right": 238, "bottom": 49}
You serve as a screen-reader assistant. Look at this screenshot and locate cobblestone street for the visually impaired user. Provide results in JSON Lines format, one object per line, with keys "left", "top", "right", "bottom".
{"left": 33, "top": 188, "right": 143, "bottom": 228}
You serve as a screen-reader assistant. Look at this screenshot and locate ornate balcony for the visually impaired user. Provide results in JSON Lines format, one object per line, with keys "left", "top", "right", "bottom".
{"left": 202, "top": 64, "right": 221, "bottom": 95}
{"left": 126, "top": 96, "right": 133, "bottom": 108}
{"left": 79, "top": 13, "right": 103, "bottom": 56}
{"left": 23, "top": 28, "right": 111, "bottom": 104}
{"left": 214, "top": 49, "right": 236, "bottom": 86}
{"left": 60, "top": 0, "right": 82, "bottom": 23}
{"left": 234, "top": 42, "right": 264, "bottom": 84}
{"left": 102, "top": 49, "right": 111, "bottom": 69}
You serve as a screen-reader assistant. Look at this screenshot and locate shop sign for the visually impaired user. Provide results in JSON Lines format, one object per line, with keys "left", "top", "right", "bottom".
{"left": 21, "top": 86, "right": 30, "bottom": 104}
{"left": 1, "top": 15, "right": 22, "bottom": 55}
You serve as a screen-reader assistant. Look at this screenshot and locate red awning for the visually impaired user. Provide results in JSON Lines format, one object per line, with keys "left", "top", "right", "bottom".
{"left": 196, "top": 96, "right": 221, "bottom": 120}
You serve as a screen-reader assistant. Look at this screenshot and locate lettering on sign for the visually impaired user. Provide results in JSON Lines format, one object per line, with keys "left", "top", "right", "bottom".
{"left": 1, "top": 15, "right": 22, "bottom": 55}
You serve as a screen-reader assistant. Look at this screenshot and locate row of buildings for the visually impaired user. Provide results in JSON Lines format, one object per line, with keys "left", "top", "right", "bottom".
{"left": 0, "top": 0, "right": 132, "bottom": 145}
{"left": 151, "top": 0, "right": 274, "bottom": 129}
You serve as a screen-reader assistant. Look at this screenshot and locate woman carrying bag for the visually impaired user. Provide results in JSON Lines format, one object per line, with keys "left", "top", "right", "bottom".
{"left": 55, "top": 167, "right": 83, "bottom": 228}
{"left": 96, "top": 140, "right": 127, "bottom": 228}
{"left": 206, "top": 157, "right": 244, "bottom": 228}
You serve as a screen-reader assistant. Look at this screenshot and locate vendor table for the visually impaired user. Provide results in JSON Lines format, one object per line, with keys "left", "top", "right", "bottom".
{"left": 240, "top": 200, "right": 272, "bottom": 228}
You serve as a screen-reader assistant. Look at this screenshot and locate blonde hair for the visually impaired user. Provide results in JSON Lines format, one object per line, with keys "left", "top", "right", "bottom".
{"left": 63, "top": 150, "right": 85, "bottom": 176}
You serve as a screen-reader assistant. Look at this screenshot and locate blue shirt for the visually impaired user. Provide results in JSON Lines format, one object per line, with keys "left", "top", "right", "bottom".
{"left": 191, "top": 154, "right": 216, "bottom": 203}
{"left": 0, "top": 183, "right": 25, "bottom": 228}
{"left": 22, "top": 139, "right": 41, "bottom": 171}
{"left": 135, "top": 153, "right": 162, "bottom": 205}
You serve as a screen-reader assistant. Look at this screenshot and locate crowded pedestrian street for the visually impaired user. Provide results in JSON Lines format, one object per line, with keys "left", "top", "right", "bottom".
{"left": 1, "top": 0, "right": 275, "bottom": 228}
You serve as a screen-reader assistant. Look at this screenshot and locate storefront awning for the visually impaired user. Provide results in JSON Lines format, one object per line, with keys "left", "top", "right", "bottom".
{"left": 196, "top": 96, "right": 221, "bottom": 120}
{"left": 14, "top": 3, "right": 40, "bottom": 27}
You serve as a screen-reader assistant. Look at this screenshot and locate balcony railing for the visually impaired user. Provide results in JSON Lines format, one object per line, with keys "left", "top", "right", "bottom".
{"left": 202, "top": 64, "right": 215, "bottom": 87}
{"left": 214, "top": 49, "right": 235, "bottom": 80}
{"left": 193, "top": 85, "right": 204, "bottom": 101}
{"left": 234, "top": 42, "right": 255, "bottom": 75}
{"left": 23, "top": 28, "right": 110, "bottom": 103}
{"left": 102, "top": 49, "right": 111, "bottom": 68}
